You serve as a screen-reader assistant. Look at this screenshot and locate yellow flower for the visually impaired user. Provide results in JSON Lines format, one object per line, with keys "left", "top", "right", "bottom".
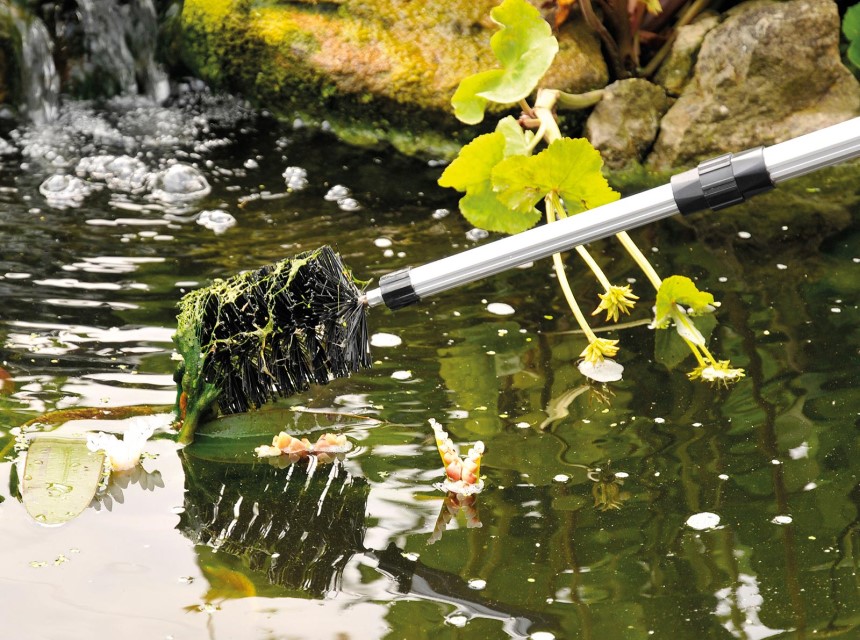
{"left": 592, "top": 285, "right": 638, "bottom": 323}
{"left": 580, "top": 337, "right": 620, "bottom": 364}
{"left": 688, "top": 360, "right": 745, "bottom": 387}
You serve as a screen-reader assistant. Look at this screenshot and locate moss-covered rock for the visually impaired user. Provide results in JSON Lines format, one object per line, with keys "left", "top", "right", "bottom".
{"left": 179, "top": 0, "right": 607, "bottom": 156}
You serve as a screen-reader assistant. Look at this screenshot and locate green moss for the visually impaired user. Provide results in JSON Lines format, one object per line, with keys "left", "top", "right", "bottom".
{"left": 179, "top": 0, "right": 605, "bottom": 156}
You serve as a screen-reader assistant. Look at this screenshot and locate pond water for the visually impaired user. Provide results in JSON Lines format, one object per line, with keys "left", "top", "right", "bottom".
{"left": 1, "top": 89, "right": 859, "bottom": 640}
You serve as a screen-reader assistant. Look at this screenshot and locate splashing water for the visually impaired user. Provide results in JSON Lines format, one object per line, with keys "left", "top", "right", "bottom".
{"left": 15, "top": 15, "right": 60, "bottom": 125}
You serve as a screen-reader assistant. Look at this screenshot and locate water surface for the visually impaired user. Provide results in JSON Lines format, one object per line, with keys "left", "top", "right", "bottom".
{"left": 0, "top": 92, "right": 859, "bottom": 639}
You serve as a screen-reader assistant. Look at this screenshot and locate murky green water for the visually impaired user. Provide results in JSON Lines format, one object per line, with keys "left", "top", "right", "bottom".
{"left": 1, "top": 93, "right": 859, "bottom": 639}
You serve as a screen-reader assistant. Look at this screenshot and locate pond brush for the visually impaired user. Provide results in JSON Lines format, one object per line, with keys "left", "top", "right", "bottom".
{"left": 174, "top": 118, "right": 860, "bottom": 440}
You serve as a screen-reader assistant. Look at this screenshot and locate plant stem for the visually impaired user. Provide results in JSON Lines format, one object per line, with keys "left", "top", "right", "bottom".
{"left": 546, "top": 195, "right": 598, "bottom": 343}
{"left": 642, "top": 0, "right": 714, "bottom": 78}
{"left": 555, "top": 89, "right": 605, "bottom": 110}
{"left": 575, "top": 245, "right": 613, "bottom": 291}
{"left": 615, "top": 230, "right": 663, "bottom": 290}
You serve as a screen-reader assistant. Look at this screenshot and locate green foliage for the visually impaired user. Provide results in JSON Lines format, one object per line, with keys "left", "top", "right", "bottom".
{"left": 492, "top": 138, "right": 620, "bottom": 215}
{"left": 438, "top": 122, "right": 541, "bottom": 234}
{"left": 843, "top": 3, "right": 860, "bottom": 68}
{"left": 451, "top": 0, "right": 558, "bottom": 124}
{"left": 654, "top": 275, "right": 715, "bottom": 329}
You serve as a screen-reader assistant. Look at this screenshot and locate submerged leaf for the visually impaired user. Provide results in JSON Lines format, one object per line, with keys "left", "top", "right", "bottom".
{"left": 451, "top": 0, "right": 559, "bottom": 123}
{"left": 492, "top": 138, "right": 619, "bottom": 215}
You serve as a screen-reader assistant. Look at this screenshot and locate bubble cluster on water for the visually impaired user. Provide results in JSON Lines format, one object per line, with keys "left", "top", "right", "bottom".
{"left": 466, "top": 228, "right": 488, "bottom": 242}
{"left": 38, "top": 174, "right": 95, "bottom": 208}
{"left": 148, "top": 163, "right": 211, "bottom": 204}
{"left": 283, "top": 166, "right": 308, "bottom": 190}
{"left": 197, "top": 209, "right": 236, "bottom": 234}
{"left": 324, "top": 185, "right": 350, "bottom": 201}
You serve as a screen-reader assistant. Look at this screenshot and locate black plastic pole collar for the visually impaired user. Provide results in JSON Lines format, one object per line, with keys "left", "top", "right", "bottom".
{"left": 670, "top": 146, "right": 775, "bottom": 215}
{"left": 379, "top": 268, "right": 420, "bottom": 310}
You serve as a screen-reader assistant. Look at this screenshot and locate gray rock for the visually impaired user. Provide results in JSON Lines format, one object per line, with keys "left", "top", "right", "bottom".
{"left": 585, "top": 78, "right": 670, "bottom": 169}
{"left": 653, "top": 15, "right": 720, "bottom": 96}
{"left": 647, "top": 0, "right": 860, "bottom": 170}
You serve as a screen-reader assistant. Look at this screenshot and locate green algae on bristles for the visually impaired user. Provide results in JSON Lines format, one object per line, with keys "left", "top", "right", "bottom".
{"left": 173, "top": 246, "right": 370, "bottom": 443}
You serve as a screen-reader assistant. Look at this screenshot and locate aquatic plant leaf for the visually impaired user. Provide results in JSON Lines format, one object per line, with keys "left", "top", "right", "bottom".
{"left": 451, "top": 0, "right": 559, "bottom": 123}
{"left": 654, "top": 275, "right": 715, "bottom": 328}
{"left": 21, "top": 436, "right": 104, "bottom": 526}
{"left": 438, "top": 132, "right": 506, "bottom": 192}
{"left": 496, "top": 115, "right": 533, "bottom": 157}
{"left": 438, "top": 130, "right": 540, "bottom": 234}
{"left": 492, "top": 138, "right": 619, "bottom": 214}
{"left": 843, "top": 4, "right": 860, "bottom": 42}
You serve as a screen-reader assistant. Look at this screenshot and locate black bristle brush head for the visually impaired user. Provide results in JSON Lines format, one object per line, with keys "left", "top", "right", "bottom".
{"left": 174, "top": 246, "right": 370, "bottom": 417}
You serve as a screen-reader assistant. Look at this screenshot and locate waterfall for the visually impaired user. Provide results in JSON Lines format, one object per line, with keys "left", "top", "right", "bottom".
{"left": 13, "top": 0, "right": 170, "bottom": 124}
{"left": 15, "top": 15, "right": 60, "bottom": 125}
{"left": 73, "top": 0, "right": 169, "bottom": 103}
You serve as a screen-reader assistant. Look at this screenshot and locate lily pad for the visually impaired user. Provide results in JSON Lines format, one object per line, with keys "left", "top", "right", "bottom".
{"left": 21, "top": 436, "right": 104, "bottom": 526}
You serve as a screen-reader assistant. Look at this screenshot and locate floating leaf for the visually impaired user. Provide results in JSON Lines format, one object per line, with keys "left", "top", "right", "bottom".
{"left": 438, "top": 130, "right": 540, "bottom": 234}
{"left": 492, "top": 138, "right": 619, "bottom": 215}
{"left": 451, "top": 0, "right": 559, "bottom": 124}
{"left": 22, "top": 436, "right": 105, "bottom": 526}
{"left": 654, "top": 275, "right": 716, "bottom": 328}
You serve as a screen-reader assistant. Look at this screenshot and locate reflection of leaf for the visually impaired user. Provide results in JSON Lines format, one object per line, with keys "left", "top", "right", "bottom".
{"left": 201, "top": 564, "right": 257, "bottom": 601}
{"left": 654, "top": 313, "right": 716, "bottom": 369}
{"left": 22, "top": 436, "right": 104, "bottom": 526}
{"left": 492, "top": 138, "right": 619, "bottom": 215}
{"left": 451, "top": 0, "right": 558, "bottom": 124}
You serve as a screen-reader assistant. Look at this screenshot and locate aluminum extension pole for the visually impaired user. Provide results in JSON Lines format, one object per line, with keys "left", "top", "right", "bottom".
{"left": 363, "top": 117, "right": 860, "bottom": 310}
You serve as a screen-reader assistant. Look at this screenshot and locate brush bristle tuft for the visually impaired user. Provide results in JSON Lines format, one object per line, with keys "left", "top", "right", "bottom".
{"left": 175, "top": 246, "right": 370, "bottom": 415}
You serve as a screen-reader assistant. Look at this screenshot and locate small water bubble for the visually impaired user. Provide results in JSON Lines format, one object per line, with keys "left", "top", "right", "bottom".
{"left": 431, "top": 208, "right": 450, "bottom": 220}
{"left": 370, "top": 332, "right": 402, "bottom": 347}
{"left": 467, "top": 578, "right": 487, "bottom": 590}
{"left": 737, "top": 231, "right": 751, "bottom": 239}
{"left": 516, "top": 421, "right": 530, "bottom": 429}
{"left": 374, "top": 237, "right": 392, "bottom": 248}
{"left": 530, "top": 633, "right": 556, "bottom": 640}
{"left": 686, "top": 512, "right": 720, "bottom": 530}
{"left": 382, "top": 249, "right": 394, "bottom": 258}
{"left": 776, "top": 263, "right": 788, "bottom": 270}
{"left": 337, "top": 197, "right": 360, "bottom": 211}
{"left": 243, "top": 158, "right": 258, "bottom": 169}
{"left": 324, "top": 184, "right": 351, "bottom": 201}
{"left": 486, "top": 302, "right": 515, "bottom": 316}
{"left": 390, "top": 370, "right": 412, "bottom": 380}
{"left": 282, "top": 166, "right": 308, "bottom": 190}
{"left": 465, "top": 228, "right": 488, "bottom": 242}
{"left": 771, "top": 515, "right": 793, "bottom": 525}
{"left": 445, "top": 613, "right": 469, "bottom": 628}
{"left": 552, "top": 474, "right": 570, "bottom": 483}
{"left": 197, "top": 210, "right": 236, "bottom": 234}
